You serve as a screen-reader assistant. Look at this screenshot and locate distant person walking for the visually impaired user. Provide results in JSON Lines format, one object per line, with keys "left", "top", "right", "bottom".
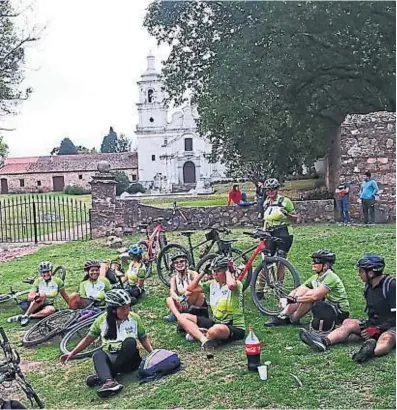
{"left": 335, "top": 175, "right": 350, "bottom": 224}
{"left": 360, "top": 171, "right": 379, "bottom": 224}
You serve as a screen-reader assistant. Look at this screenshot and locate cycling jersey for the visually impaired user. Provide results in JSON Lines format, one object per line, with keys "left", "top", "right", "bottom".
{"left": 126, "top": 261, "right": 146, "bottom": 286}
{"left": 89, "top": 311, "right": 146, "bottom": 352}
{"left": 79, "top": 277, "right": 111, "bottom": 302}
{"left": 174, "top": 270, "right": 197, "bottom": 295}
{"left": 32, "top": 277, "right": 64, "bottom": 304}
{"left": 201, "top": 280, "right": 245, "bottom": 330}
{"left": 263, "top": 194, "right": 295, "bottom": 233}
{"left": 303, "top": 269, "right": 350, "bottom": 314}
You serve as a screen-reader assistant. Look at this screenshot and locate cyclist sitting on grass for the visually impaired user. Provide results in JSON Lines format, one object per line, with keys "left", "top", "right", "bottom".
{"left": 266, "top": 250, "right": 350, "bottom": 328}
{"left": 67, "top": 260, "right": 112, "bottom": 309}
{"left": 300, "top": 254, "right": 395, "bottom": 364}
{"left": 99, "top": 260, "right": 125, "bottom": 287}
{"left": 164, "top": 253, "right": 208, "bottom": 323}
{"left": 121, "top": 244, "right": 147, "bottom": 304}
{"left": 8, "top": 261, "right": 67, "bottom": 327}
{"left": 174, "top": 256, "right": 245, "bottom": 349}
{"left": 60, "top": 289, "right": 153, "bottom": 399}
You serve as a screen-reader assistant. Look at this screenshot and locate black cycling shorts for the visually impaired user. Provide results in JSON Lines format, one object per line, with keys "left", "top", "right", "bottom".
{"left": 196, "top": 317, "right": 245, "bottom": 342}
{"left": 266, "top": 226, "right": 294, "bottom": 255}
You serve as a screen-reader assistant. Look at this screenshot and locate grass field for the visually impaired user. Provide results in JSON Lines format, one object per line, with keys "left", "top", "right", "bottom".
{"left": 0, "top": 224, "right": 395, "bottom": 408}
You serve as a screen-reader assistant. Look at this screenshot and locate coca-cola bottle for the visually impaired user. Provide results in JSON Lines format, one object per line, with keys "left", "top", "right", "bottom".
{"left": 245, "top": 327, "right": 261, "bottom": 371}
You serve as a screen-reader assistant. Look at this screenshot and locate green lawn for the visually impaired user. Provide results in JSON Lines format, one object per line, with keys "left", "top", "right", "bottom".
{"left": 0, "top": 224, "right": 395, "bottom": 408}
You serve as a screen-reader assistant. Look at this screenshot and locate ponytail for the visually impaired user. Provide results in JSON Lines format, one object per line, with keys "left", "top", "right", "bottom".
{"left": 104, "top": 307, "right": 117, "bottom": 340}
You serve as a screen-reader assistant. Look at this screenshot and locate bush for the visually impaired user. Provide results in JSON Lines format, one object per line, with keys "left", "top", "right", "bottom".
{"left": 126, "top": 183, "right": 145, "bottom": 194}
{"left": 113, "top": 171, "right": 130, "bottom": 196}
{"left": 64, "top": 184, "right": 90, "bottom": 195}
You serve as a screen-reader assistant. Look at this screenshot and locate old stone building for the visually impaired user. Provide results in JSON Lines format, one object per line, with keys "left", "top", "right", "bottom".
{"left": 0, "top": 152, "right": 138, "bottom": 194}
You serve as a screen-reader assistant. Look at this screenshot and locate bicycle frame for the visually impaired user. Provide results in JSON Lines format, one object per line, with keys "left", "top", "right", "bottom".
{"left": 146, "top": 223, "right": 165, "bottom": 258}
{"left": 235, "top": 241, "right": 266, "bottom": 282}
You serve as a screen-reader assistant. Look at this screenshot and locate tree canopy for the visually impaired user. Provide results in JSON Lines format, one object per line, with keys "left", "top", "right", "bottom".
{"left": 58, "top": 138, "right": 78, "bottom": 155}
{"left": 144, "top": 1, "right": 395, "bottom": 180}
{"left": 100, "top": 127, "right": 131, "bottom": 153}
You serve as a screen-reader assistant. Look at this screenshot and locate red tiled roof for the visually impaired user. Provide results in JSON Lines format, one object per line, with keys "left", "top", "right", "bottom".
{"left": 0, "top": 152, "right": 138, "bottom": 175}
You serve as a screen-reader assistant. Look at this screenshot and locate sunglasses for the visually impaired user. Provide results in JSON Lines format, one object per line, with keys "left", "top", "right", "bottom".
{"left": 266, "top": 188, "right": 277, "bottom": 192}
{"left": 174, "top": 259, "right": 186, "bottom": 265}
{"left": 312, "top": 259, "right": 322, "bottom": 265}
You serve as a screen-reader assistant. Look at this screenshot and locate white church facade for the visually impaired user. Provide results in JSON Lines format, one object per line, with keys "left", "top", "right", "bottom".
{"left": 135, "top": 55, "right": 226, "bottom": 190}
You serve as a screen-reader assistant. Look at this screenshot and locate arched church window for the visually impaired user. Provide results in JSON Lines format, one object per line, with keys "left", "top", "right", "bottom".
{"left": 148, "top": 89, "right": 154, "bottom": 103}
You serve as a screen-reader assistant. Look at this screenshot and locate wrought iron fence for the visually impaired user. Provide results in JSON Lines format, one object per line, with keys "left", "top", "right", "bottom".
{"left": 0, "top": 195, "right": 91, "bottom": 243}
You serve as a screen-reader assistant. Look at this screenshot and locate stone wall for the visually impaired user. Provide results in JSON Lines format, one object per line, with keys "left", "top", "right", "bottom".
{"left": 111, "top": 199, "right": 335, "bottom": 235}
{"left": 338, "top": 112, "right": 396, "bottom": 221}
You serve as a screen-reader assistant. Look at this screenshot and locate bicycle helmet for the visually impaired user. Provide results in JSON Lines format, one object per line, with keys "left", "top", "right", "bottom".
{"left": 84, "top": 259, "right": 101, "bottom": 271}
{"left": 210, "top": 255, "right": 229, "bottom": 271}
{"left": 356, "top": 254, "right": 385, "bottom": 274}
{"left": 38, "top": 261, "right": 53, "bottom": 273}
{"left": 311, "top": 250, "right": 336, "bottom": 265}
{"left": 105, "top": 289, "right": 131, "bottom": 307}
{"left": 264, "top": 178, "right": 280, "bottom": 190}
{"left": 128, "top": 244, "right": 144, "bottom": 256}
{"left": 171, "top": 252, "right": 188, "bottom": 263}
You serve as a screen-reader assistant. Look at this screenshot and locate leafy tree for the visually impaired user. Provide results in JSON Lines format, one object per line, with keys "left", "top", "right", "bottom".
{"left": 126, "top": 182, "right": 145, "bottom": 194}
{"left": 116, "top": 133, "right": 131, "bottom": 153}
{"left": 144, "top": 1, "right": 395, "bottom": 180}
{"left": 113, "top": 171, "right": 130, "bottom": 196}
{"left": 51, "top": 145, "right": 97, "bottom": 155}
{"left": 0, "top": 136, "right": 9, "bottom": 167}
{"left": 100, "top": 127, "right": 118, "bottom": 153}
{"left": 58, "top": 138, "right": 78, "bottom": 155}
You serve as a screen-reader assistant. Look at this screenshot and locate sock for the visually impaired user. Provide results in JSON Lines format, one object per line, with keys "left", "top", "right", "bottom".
{"left": 200, "top": 336, "right": 208, "bottom": 344}
{"left": 322, "top": 337, "right": 331, "bottom": 346}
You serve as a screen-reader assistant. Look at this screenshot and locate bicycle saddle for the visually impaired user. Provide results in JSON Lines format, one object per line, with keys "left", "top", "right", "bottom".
{"left": 243, "top": 229, "right": 271, "bottom": 239}
{"left": 153, "top": 217, "right": 164, "bottom": 223}
{"left": 219, "top": 238, "right": 237, "bottom": 244}
{"left": 180, "top": 231, "right": 195, "bottom": 237}
{"left": 138, "top": 223, "right": 149, "bottom": 229}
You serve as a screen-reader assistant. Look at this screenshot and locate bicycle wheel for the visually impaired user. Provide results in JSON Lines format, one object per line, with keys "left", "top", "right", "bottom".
{"left": 17, "top": 377, "right": 44, "bottom": 409}
{"left": 0, "top": 293, "right": 13, "bottom": 304}
{"left": 165, "top": 215, "right": 180, "bottom": 231}
{"left": 60, "top": 319, "right": 102, "bottom": 360}
{"left": 22, "top": 310, "right": 78, "bottom": 347}
{"left": 53, "top": 265, "right": 67, "bottom": 282}
{"left": 157, "top": 243, "right": 193, "bottom": 287}
{"left": 195, "top": 248, "right": 252, "bottom": 292}
{"left": 250, "top": 256, "right": 300, "bottom": 316}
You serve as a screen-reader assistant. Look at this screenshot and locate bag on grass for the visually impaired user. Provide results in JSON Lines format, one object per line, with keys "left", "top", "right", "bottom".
{"left": 138, "top": 349, "right": 181, "bottom": 383}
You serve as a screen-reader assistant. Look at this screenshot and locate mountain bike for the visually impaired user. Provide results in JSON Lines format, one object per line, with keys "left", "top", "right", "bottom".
{"left": 0, "top": 327, "right": 44, "bottom": 408}
{"left": 22, "top": 265, "right": 67, "bottom": 285}
{"left": 156, "top": 228, "right": 250, "bottom": 288}
{"left": 166, "top": 201, "right": 213, "bottom": 231}
{"left": 22, "top": 299, "right": 104, "bottom": 349}
{"left": 196, "top": 228, "right": 300, "bottom": 315}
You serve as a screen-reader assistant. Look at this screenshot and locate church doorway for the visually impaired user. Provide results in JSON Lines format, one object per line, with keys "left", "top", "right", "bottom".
{"left": 183, "top": 161, "right": 196, "bottom": 184}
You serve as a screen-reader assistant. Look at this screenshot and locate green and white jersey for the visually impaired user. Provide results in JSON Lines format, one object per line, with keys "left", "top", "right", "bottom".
{"left": 32, "top": 276, "right": 64, "bottom": 303}
{"left": 303, "top": 269, "right": 350, "bottom": 313}
{"left": 202, "top": 280, "right": 245, "bottom": 330}
{"left": 88, "top": 311, "right": 146, "bottom": 352}
{"left": 263, "top": 194, "right": 295, "bottom": 231}
{"left": 79, "top": 277, "right": 111, "bottom": 302}
{"left": 126, "top": 261, "right": 146, "bottom": 285}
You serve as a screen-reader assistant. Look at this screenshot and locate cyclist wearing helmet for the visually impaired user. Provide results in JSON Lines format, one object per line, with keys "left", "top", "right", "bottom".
{"left": 99, "top": 260, "right": 125, "bottom": 287}
{"left": 164, "top": 252, "right": 208, "bottom": 322}
{"left": 174, "top": 255, "right": 245, "bottom": 349}
{"left": 8, "top": 261, "right": 67, "bottom": 327}
{"left": 300, "top": 254, "right": 395, "bottom": 363}
{"left": 266, "top": 250, "right": 349, "bottom": 327}
{"left": 67, "top": 260, "right": 112, "bottom": 310}
{"left": 61, "top": 289, "right": 153, "bottom": 398}
{"left": 121, "top": 244, "right": 147, "bottom": 302}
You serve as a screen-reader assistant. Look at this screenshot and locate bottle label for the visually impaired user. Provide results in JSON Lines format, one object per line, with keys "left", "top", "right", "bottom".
{"left": 245, "top": 342, "right": 261, "bottom": 355}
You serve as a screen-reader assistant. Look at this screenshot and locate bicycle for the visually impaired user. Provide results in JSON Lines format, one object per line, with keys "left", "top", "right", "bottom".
{"left": 22, "top": 299, "right": 104, "bottom": 350}
{"left": 166, "top": 201, "right": 213, "bottom": 231}
{"left": 195, "top": 228, "right": 300, "bottom": 315}
{"left": 22, "top": 265, "right": 67, "bottom": 285}
{"left": 0, "top": 327, "right": 44, "bottom": 408}
{"left": 156, "top": 228, "right": 251, "bottom": 288}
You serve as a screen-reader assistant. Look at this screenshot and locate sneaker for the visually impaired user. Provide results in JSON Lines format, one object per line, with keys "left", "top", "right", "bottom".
{"left": 22, "top": 277, "right": 35, "bottom": 285}
{"left": 7, "top": 315, "right": 22, "bottom": 323}
{"left": 185, "top": 333, "right": 195, "bottom": 342}
{"left": 264, "top": 316, "right": 291, "bottom": 327}
{"left": 352, "top": 339, "right": 376, "bottom": 364}
{"left": 201, "top": 339, "right": 218, "bottom": 349}
{"left": 20, "top": 315, "right": 30, "bottom": 327}
{"left": 164, "top": 313, "right": 177, "bottom": 322}
{"left": 298, "top": 328, "right": 326, "bottom": 352}
{"left": 96, "top": 380, "right": 124, "bottom": 398}
{"left": 86, "top": 374, "right": 101, "bottom": 387}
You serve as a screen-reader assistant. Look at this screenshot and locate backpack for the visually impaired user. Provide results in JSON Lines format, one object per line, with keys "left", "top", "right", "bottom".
{"left": 138, "top": 349, "right": 181, "bottom": 383}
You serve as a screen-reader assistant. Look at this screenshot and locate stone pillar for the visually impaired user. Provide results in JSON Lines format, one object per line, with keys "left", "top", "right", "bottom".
{"left": 89, "top": 161, "right": 117, "bottom": 238}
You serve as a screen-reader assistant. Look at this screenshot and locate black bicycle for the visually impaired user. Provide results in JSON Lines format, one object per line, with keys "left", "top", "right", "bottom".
{"left": 156, "top": 228, "right": 250, "bottom": 287}
{"left": 166, "top": 201, "right": 213, "bottom": 231}
{"left": 0, "top": 327, "right": 44, "bottom": 409}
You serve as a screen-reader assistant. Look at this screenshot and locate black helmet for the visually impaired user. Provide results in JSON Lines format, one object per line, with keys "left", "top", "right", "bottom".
{"left": 38, "top": 261, "right": 53, "bottom": 273}
{"left": 105, "top": 289, "right": 131, "bottom": 307}
{"left": 356, "top": 254, "right": 385, "bottom": 274}
{"left": 210, "top": 255, "right": 229, "bottom": 271}
{"left": 311, "top": 250, "right": 336, "bottom": 265}
{"left": 264, "top": 178, "right": 280, "bottom": 190}
{"left": 84, "top": 260, "right": 101, "bottom": 271}
{"left": 171, "top": 252, "right": 188, "bottom": 263}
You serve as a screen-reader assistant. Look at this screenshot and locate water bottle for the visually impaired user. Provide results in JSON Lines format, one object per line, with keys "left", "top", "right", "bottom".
{"left": 245, "top": 327, "right": 261, "bottom": 372}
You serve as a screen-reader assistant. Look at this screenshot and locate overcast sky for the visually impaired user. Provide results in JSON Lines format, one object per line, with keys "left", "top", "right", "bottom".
{"left": 3, "top": 0, "right": 170, "bottom": 157}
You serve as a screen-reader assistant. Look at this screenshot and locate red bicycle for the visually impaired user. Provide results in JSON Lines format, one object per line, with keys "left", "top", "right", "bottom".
{"left": 195, "top": 228, "right": 300, "bottom": 315}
